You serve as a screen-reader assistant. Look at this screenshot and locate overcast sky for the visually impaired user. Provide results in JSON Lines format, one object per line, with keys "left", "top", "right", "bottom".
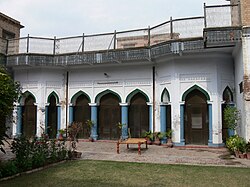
{"left": 0, "top": 0, "right": 228, "bottom": 37}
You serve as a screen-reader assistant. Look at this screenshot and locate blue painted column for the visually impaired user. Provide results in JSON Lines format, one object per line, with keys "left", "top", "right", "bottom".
{"left": 45, "top": 106, "right": 48, "bottom": 134}
{"left": 16, "top": 106, "right": 22, "bottom": 137}
{"left": 148, "top": 103, "right": 153, "bottom": 132}
{"left": 160, "top": 105, "right": 167, "bottom": 132}
{"left": 90, "top": 103, "right": 98, "bottom": 140}
{"left": 208, "top": 104, "right": 213, "bottom": 145}
{"left": 57, "top": 106, "right": 61, "bottom": 137}
{"left": 69, "top": 105, "right": 74, "bottom": 125}
{"left": 180, "top": 104, "right": 185, "bottom": 145}
{"left": 120, "top": 103, "right": 129, "bottom": 139}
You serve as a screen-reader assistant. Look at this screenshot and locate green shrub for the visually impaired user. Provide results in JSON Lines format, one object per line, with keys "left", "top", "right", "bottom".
{"left": 0, "top": 160, "right": 18, "bottom": 178}
{"left": 226, "top": 135, "right": 246, "bottom": 153}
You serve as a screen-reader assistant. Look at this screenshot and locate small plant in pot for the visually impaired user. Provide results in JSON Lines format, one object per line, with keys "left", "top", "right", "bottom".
{"left": 68, "top": 122, "right": 82, "bottom": 159}
{"left": 142, "top": 131, "right": 153, "bottom": 145}
{"left": 154, "top": 132, "right": 164, "bottom": 145}
{"left": 226, "top": 135, "right": 246, "bottom": 158}
{"left": 85, "top": 120, "right": 94, "bottom": 142}
{"left": 224, "top": 106, "right": 240, "bottom": 137}
{"left": 165, "top": 129, "right": 173, "bottom": 148}
{"left": 58, "top": 129, "right": 66, "bottom": 141}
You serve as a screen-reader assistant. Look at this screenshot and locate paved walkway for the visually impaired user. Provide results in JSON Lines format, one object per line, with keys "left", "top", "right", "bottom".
{"left": 1, "top": 140, "right": 250, "bottom": 167}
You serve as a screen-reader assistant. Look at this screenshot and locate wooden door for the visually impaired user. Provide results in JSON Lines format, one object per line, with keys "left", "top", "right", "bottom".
{"left": 74, "top": 95, "right": 90, "bottom": 138}
{"left": 129, "top": 93, "right": 149, "bottom": 137}
{"left": 22, "top": 95, "right": 37, "bottom": 138}
{"left": 185, "top": 90, "right": 208, "bottom": 145}
{"left": 98, "top": 93, "right": 120, "bottom": 140}
{"left": 48, "top": 95, "right": 57, "bottom": 139}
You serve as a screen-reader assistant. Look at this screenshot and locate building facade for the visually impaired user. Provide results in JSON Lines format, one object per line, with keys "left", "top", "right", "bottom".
{"left": 2, "top": 0, "right": 250, "bottom": 146}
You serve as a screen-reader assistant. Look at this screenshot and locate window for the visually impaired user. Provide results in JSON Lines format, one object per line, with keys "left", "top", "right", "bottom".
{"left": 2, "top": 29, "right": 15, "bottom": 39}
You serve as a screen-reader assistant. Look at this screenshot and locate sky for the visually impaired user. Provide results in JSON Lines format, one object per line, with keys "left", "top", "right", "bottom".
{"left": 0, "top": 0, "right": 229, "bottom": 38}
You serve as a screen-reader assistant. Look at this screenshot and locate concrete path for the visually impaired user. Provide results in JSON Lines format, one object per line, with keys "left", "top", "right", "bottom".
{"left": 1, "top": 140, "right": 250, "bottom": 168}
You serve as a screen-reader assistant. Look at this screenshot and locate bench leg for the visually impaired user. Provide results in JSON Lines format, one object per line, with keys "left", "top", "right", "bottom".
{"left": 146, "top": 141, "right": 148, "bottom": 149}
{"left": 117, "top": 142, "right": 120, "bottom": 154}
{"left": 138, "top": 143, "right": 141, "bottom": 155}
{"left": 127, "top": 144, "right": 129, "bottom": 149}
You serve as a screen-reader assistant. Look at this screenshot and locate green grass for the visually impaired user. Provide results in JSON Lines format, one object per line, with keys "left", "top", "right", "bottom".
{"left": 0, "top": 160, "right": 250, "bottom": 187}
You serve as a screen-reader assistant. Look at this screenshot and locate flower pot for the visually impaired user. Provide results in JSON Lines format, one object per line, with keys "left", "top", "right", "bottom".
{"left": 58, "top": 134, "right": 64, "bottom": 141}
{"left": 89, "top": 137, "right": 94, "bottom": 142}
{"left": 154, "top": 138, "right": 161, "bottom": 146}
{"left": 234, "top": 150, "right": 240, "bottom": 158}
{"left": 166, "top": 138, "right": 173, "bottom": 148}
{"left": 246, "top": 152, "right": 250, "bottom": 159}
{"left": 239, "top": 153, "right": 245, "bottom": 159}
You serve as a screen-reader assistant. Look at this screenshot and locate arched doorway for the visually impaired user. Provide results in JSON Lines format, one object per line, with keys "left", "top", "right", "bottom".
{"left": 161, "top": 89, "right": 171, "bottom": 132}
{"left": 98, "top": 93, "right": 121, "bottom": 140}
{"left": 129, "top": 93, "right": 149, "bottom": 137}
{"left": 185, "top": 89, "right": 208, "bottom": 145}
{"left": 73, "top": 94, "right": 90, "bottom": 138}
{"left": 22, "top": 95, "right": 37, "bottom": 138}
{"left": 221, "top": 87, "right": 234, "bottom": 142}
{"left": 48, "top": 95, "right": 58, "bottom": 139}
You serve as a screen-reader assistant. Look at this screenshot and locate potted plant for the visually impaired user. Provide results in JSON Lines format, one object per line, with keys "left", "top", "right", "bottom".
{"left": 246, "top": 141, "right": 250, "bottom": 159}
{"left": 154, "top": 132, "right": 164, "bottom": 145}
{"left": 142, "top": 131, "right": 153, "bottom": 145}
{"left": 226, "top": 135, "right": 246, "bottom": 158}
{"left": 224, "top": 106, "right": 240, "bottom": 137}
{"left": 85, "top": 120, "right": 94, "bottom": 142}
{"left": 68, "top": 122, "right": 83, "bottom": 158}
{"left": 58, "top": 129, "right": 66, "bottom": 141}
{"left": 165, "top": 129, "right": 173, "bottom": 148}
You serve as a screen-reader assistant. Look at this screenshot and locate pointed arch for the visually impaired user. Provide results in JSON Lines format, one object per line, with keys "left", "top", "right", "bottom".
{"left": 161, "top": 88, "right": 170, "bottom": 103}
{"left": 18, "top": 91, "right": 36, "bottom": 105}
{"left": 222, "top": 86, "right": 233, "bottom": 103}
{"left": 95, "top": 89, "right": 121, "bottom": 104}
{"left": 182, "top": 85, "right": 210, "bottom": 101}
{"left": 71, "top": 91, "right": 91, "bottom": 105}
{"left": 47, "top": 91, "right": 59, "bottom": 104}
{"left": 126, "top": 89, "right": 150, "bottom": 103}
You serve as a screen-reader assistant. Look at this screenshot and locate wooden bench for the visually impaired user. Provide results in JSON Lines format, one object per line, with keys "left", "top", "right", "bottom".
{"left": 116, "top": 138, "right": 148, "bottom": 155}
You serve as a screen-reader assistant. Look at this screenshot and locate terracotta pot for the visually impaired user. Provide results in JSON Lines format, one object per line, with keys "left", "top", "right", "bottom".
{"left": 246, "top": 152, "right": 250, "bottom": 159}
{"left": 154, "top": 138, "right": 161, "bottom": 146}
{"left": 239, "top": 153, "right": 245, "bottom": 159}
{"left": 89, "top": 137, "right": 94, "bottom": 142}
{"left": 146, "top": 138, "right": 152, "bottom": 145}
{"left": 166, "top": 138, "right": 173, "bottom": 148}
{"left": 234, "top": 150, "right": 240, "bottom": 158}
{"left": 58, "top": 134, "right": 64, "bottom": 141}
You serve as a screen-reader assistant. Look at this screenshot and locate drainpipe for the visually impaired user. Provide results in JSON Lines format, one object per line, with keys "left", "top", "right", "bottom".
{"left": 65, "top": 71, "right": 69, "bottom": 137}
{"left": 153, "top": 66, "right": 156, "bottom": 133}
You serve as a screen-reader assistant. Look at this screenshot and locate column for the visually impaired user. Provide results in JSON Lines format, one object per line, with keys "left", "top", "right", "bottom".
{"left": 57, "top": 105, "right": 61, "bottom": 137}
{"left": 208, "top": 104, "right": 213, "bottom": 145}
{"left": 120, "top": 103, "right": 129, "bottom": 139}
{"left": 16, "top": 105, "right": 22, "bottom": 137}
{"left": 89, "top": 103, "right": 98, "bottom": 140}
{"left": 45, "top": 106, "right": 48, "bottom": 134}
{"left": 69, "top": 105, "right": 74, "bottom": 125}
{"left": 180, "top": 104, "right": 185, "bottom": 145}
{"left": 147, "top": 103, "right": 153, "bottom": 132}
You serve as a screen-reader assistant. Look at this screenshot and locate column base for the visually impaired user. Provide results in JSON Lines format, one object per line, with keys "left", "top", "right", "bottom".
{"left": 173, "top": 142, "right": 185, "bottom": 146}
{"left": 208, "top": 143, "right": 225, "bottom": 147}
{"left": 91, "top": 135, "right": 98, "bottom": 141}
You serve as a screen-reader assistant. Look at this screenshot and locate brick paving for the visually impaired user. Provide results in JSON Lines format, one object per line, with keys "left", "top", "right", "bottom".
{"left": 1, "top": 140, "right": 250, "bottom": 168}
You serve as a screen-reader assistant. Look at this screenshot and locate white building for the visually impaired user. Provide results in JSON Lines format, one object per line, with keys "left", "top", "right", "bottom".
{"left": 2, "top": 0, "right": 250, "bottom": 147}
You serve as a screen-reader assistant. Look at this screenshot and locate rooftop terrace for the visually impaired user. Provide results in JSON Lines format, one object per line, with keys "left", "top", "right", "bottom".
{"left": 1, "top": 4, "right": 243, "bottom": 67}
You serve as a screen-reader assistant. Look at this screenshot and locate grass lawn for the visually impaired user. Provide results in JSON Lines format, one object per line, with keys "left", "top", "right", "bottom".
{"left": 0, "top": 160, "right": 250, "bottom": 187}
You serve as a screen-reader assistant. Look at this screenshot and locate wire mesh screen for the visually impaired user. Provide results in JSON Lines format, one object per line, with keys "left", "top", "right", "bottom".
{"left": 84, "top": 34, "right": 114, "bottom": 52}
{"left": 205, "top": 5, "right": 240, "bottom": 27}
{"left": 29, "top": 38, "right": 54, "bottom": 54}
{"left": 150, "top": 22, "right": 171, "bottom": 46}
{"left": 173, "top": 17, "right": 204, "bottom": 38}
{"left": 57, "top": 36, "right": 83, "bottom": 54}
{"left": 116, "top": 29, "right": 148, "bottom": 49}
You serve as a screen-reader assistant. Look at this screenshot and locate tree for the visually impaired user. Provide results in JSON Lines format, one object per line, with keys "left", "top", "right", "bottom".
{"left": 0, "top": 66, "right": 21, "bottom": 153}
{"left": 224, "top": 105, "right": 240, "bottom": 130}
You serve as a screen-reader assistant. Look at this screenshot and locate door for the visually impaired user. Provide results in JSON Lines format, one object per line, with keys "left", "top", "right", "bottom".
{"left": 74, "top": 94, "right": 90, "bottom": 138}
{"left": 48, "top": 95, "right": 57, "bottom": 139}
{"left": 22, "top": 95, "right": 37, "bottom": 138}
{"left": 185, "top": 90, "right": 208, "bottom": 145}
{"left": 98, "top": 93, "right": 121, "bottom": 140}
{"left": 129, "top": 93, "right": 149, "bottom": 137}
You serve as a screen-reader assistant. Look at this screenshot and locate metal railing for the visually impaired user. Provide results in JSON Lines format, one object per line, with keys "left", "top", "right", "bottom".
{"left": 4, "top": 4, "right": 241, "bottom": 58}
